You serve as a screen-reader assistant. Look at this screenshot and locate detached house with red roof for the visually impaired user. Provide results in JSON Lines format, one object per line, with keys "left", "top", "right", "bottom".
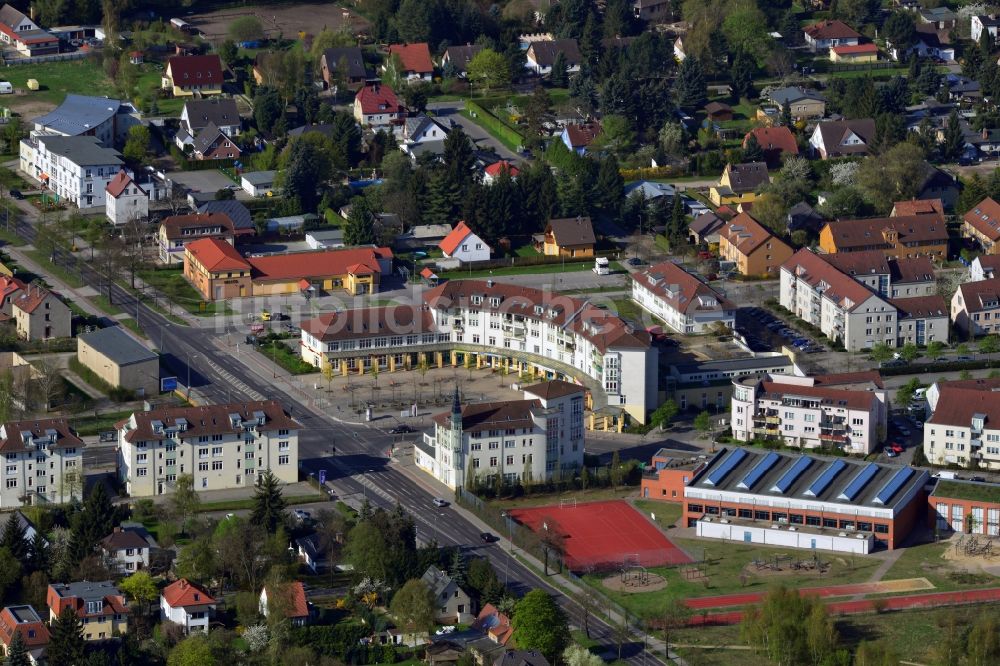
{"left": 12, "top": 285, "right": 70, "bottom": 341}
{"left": 105, "top": 170, "right": 148, "bottom": 227}
{"left": 259, "top": 582, "right": 312, "bottom": 627}
{"left": 47, "top": 581, "right": 128, "bottom": 640}
{"left": 439, "top": 221, "right": 491, "bottom": 264}
{"left": 0, "top": 4, "right": 57, "bottom": 56}
{"left": 561, "top": 121, "right": 601, "bottom": 155}
{"left": 962, "top": 197, "right": 1000, "bottom": 255}
{"left": 353, "top": 83, "right": 405, "bottom": 128}
{"left": 482, "top": 160, "right": 519, "bottom": 185}
{"left": 743, "top": 127, "right": 798, "bottom": 167}
{"left": 803, "top": 19, "right": 861, "bottom": 53}
{"left": 830, "top": 43, "right": 878, "bottom": 63}
{"left": 160, "top": 579, "right": 215, "bottom": 633}
{"left": 0, "top": 605, "right": 49, "bottom": 663}
{"left": 158, "top": 212, "right": 240, "bottom": 264}
{"left": 631, "top": 261, "right": 735, "bottom": 334}
{"left": 161, "top": 55, "right": 224, "bottom": 96}
{"left": 385, "top": 43, "right": 434, "bottom": 83}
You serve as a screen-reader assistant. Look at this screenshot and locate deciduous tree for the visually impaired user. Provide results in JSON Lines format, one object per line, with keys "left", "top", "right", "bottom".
{"left": 228, "top": 16, "right": 265, "bottom": 43}
{"left": 513, "top": 590, "right": 569, "bottom": 662}
{"left": 171, "top": 473, "right": 200, "bottom": 536}
{"left": 467, "top": 48, "right": 511, "bottom": 92}
{"left": 389, "top": 579, "right": 435, "bottom": 644}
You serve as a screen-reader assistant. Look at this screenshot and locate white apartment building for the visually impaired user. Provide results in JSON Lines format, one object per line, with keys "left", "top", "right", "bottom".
{"left": 731, "top": 374, "right": 883, "bottom": 454}
{"left": 630, "top": 261, "right": 735, "bottom": 334}
{"left": 116, "top": 401, "right": 300, "bottom": 497}
{"left": 19, "top": 135, "right": 123, "bottom": 210}
{"left": 415, "top": 381, "right": 585, "bottom": 489}
{"left": 0, "top": 418, "right": 83, "bottom": 508}
{"left": 923, "top": 386, "right": 1000, "bottom": 468}
{"left": 952, "top": 277, "right": 1000, "bottom": 337}
{"left": 300, "top": 280, "right": 657, "bottom": 423}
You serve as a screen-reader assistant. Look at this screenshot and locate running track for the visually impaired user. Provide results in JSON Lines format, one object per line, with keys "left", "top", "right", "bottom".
{"left": 683, "top": 587, "right": 1000, "bottom": 626}
{"left": 684, "top": 579, "right": 929, "bottom": 610}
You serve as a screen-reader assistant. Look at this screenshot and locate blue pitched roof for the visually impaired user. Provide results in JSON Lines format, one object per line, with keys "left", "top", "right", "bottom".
{"left": 198, "top": 200, "right": 253, "bottom": 230}
{"left": 34, "top": 94, "right": 128, "bottom": 137}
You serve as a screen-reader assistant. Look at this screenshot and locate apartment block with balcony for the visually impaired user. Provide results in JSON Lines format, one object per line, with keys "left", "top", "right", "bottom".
{"left": 731, "top": 374, "right": 884, "bottom": 454}
{"left": 0, "top": 418, "right": 83, "bottom": 508}
{"left": 116, "top": 401, "right": 300, "bottom": 497}
{"left": 924, "top": 386, "right": 1000, "bottom": 469}
{"left": 630, "top": 261, "right": 735, "bottom": 334}
{"left": 18, "top": 135, "right": 123, "bottom": 210}
{"left": 415, "top": 382, "right": 586, "bottom": 489}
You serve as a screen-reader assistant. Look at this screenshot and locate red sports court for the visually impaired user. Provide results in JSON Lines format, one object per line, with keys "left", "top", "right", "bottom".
{"left": 508, "top": 499, "right": 692, "bottom": 571}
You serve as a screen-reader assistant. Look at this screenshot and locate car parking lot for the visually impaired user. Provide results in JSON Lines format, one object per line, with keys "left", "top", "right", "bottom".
{"left": 736, "top": 307, "right": 825, "bottom": 355}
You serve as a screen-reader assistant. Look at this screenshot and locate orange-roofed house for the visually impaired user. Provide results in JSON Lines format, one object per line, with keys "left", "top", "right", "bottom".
{"left": 160, "top": 579, "right": 215, "bottom": 633}
{"left": 0, "top": 605, "right": 49, "bottom": 663}
{"left": 161, "top": 55, "right": 224, "bottom": 97}
{"left": 718, "top": 212, "right": 793, "bottom": 277}
{"left": 105, "top": 169, "right": 148, "bottom": 226}
{"left": 183, "top": 237, "right": 252, "bottom": 300}
{"left": 46, "top": 581, "right": 128, "bottom": 640}
{"left": 803, "top": 19, "right": 861, "bottom": 53}
{"left": 743, "top": 127, "right": 799, "bottom": 167}
{"left": 259, "top": 582, "right": 312, "bottom": 627}
{"left": 353, "top": 83, "right": 406, "bottom": 128}
{"left": 385, "top": 43, "right": 434, "bottom": 83}
{"left": 483, "top": 160, "right": 519, "bottom": 185}
{"left": 439, "top": 221, "right": 491, "bottom": 263}
{"left": 0, "top": 275, "right": 25, "bottom": 317}
{"left": 829, "top": 43, "right": 878, "bottom": 63}
{"left": 892, "top": 198, "right": 945, "bottom": 218}
{"left": 472, "top": 603, "right": 513, "bottom": 645}
{"left": 12, "top": 285, "right": 70, "bottom": 341}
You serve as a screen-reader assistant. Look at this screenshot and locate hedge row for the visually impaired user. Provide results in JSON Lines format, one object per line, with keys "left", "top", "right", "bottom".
{"left": 465, "top": 101, "right": 524, "bottom": 149}
{"left": 880, "top": 360, "right": 1000, "bottom": 377}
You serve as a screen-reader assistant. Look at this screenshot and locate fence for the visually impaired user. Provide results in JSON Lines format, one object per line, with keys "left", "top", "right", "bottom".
{"left": 455, "top": 486, "right": 551, "bottom": 565}
{"left": 464, "top": 100, "right": 525, "bottom": 150}
{"left": 1, "top": 51, "right": 89, "bottom": 66}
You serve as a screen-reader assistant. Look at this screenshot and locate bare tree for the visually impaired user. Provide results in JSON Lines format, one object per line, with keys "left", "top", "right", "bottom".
{"left": 28, "top": 356, "right": 64, "bottom": 413}
{"left": 576, "top": 588, "right": 602, "bottom": 639}
{"left": 95, "top": 234, "right": 126, "bottom": 304}
{"left": 119, "top": 214, "right": 150, "bottom": 289}
{"left": 538, "top": 516, "right": 567, "bottom": 575}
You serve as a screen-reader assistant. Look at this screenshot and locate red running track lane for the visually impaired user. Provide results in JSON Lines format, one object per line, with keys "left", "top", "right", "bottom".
{"left": 684, "top": 587, "right": 1000, "bottom": 626}
{"left": 685, "top": 581, "right": 906, "bottom": 610}
{"left": 508, "top": 500, "right": 692, "bottom": 571}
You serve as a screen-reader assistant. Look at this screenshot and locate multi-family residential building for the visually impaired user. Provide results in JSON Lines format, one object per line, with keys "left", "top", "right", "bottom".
{"left": 161, "top": 55, "right": 224, "bottom": 96}
{"left": 12, "top": 285, "right": 71, "bottom": 341}
{"left": 962, "top": 197, "right": 1000, "bottom": 254}
{"left": 719, "top": 212, "right": 794, "bottom": 277}
{"left": 158, "top": 212, "right": 238, "bottom": 264}
{"left": 300, "top": 281, "right": 657, "bottom": 423}
{"left": 731, "top": 374, "right": 884, "bottom": 454}
{"left": 439, "top": 221, "right": 492, "bottom": 264}
{"left": 630, "top": 261, "right": 735, "bottom": 334}
{"left": 0, "top": 605, "right": 49, "bottom": 664}
{"left": 46, "top": 582, "right": 127, "bottom": 640}
{"left": 116, "top": 401, "right": 300, "bottom": 497}
{"left": 19, "top": 135, "right": 123, "bottom": 210}
{"left": 415, "top": 382, "right": 586, "bottom": 489}
{"left": 105, "top": 170, "right": 149, "bottom": 226}
{"left": 99, "top": 526, "right": 151, "bottom": 574}
{"left": 665, "top": 354, "right": 798, "bottom": 412}
{"left": 923, "top": 386, "right": 1000, "bottom": 468}
{"left": 823, "top": 251, "right": 937, "bottom": 299}
{"left": 0, "top": 418, "right": 83, "bottom": 507}
{"left": 30, "top": 94, "right": 140, "bottom": 149}
{"left": 818, "top": 215, "right": 948, "bottom": 260}
{"left": 160, "top": 579, "right": 215, "bottom": 633}
{"left": 952, "top": 277, "right": 1000, "bottom": 337}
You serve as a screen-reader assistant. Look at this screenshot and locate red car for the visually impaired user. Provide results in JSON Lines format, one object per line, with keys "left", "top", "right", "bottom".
{"left": 698, "top": 251, "right": 713, "bottom": 261}
{"left": 890, "top": 442, "right": 904, "bottom": 454}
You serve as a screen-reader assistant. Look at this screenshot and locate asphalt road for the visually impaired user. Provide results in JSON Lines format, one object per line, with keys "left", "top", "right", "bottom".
{"left": 426, "top": 101, "right": 523, "bottom": 163}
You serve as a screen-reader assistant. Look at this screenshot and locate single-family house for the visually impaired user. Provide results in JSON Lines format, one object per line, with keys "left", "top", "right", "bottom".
{"left": 561, "top": 121, "right": 601, "bottom": 155}
{"left": 634, "top": 0, "right": 672, "bottom": 22}
{"left": 719, "top": 212, "right": 794, "bottom": 276}
{"left": 158, "top": 212, "right": 237, "bottom": 264}
{"left": 385, "top": 43, "right": 434, "bottom": 83}
{"left": 12, "top": 285, "right": 70, "bottom": 340}
{"left": 809, "top": 118, "right": 876, "bottom": 159}
{"left": 190, "top": 122, "right": 241, "bottom": 161}
{"left": 631, "top": 261, "right": 735, "bottom": 334}
{"left": 803, "top": 20, "right": 861, "bottom": 53}
{"left": 321, "top": 46, "right": 367, "bottom": 90}
{"left": 483, "top": 160, "right": 519, "bottom": 185}
{"left": 0, "top": 4, "right": 58, "bottom": 56}
{"left": 46, "top": 582, "right": 128, "bottom": 641}
{"left": 160, "top": 579, "right": 216, "bottom": 633}
{"left": 241, "top": 170, "right": 276, "bottom": 197}
{"left": 525, "top": 39, "right": 582, "bottom": 75}
{"left": 105, "top": 170, "right": 149, "bottom": 226}
{"left": 743, "top": 126, "right": 798, "bottom": 166}
{"left": 787, "top": 201, "right": 824, "bottom": 233}
{"left": 916, "top": 167, "right": 960, "bottom": 210}
{"left": 0, "top": 605, "right": 49, "bottom": 664}
{"left": 829, "top": 43, "right": 878, "bottom": 63}
{"left": 162, "top": 55, "right": 224, "bottom": 97}
{"left": 766, "top": 87, "right": 826, "bottom": 119}
{"left": 421, "top": 565, "right": 474, "bottom": 625}
{"left": 542, "top": 217, "right": 595, "bottom": 257}
{"left": 394, "top": 224, "right": 453, "bottom": 251}
{"left": 972, "top": 15, "right": 1000, "bottom": 44}
{"left": 710, "top": 162, "right": 769, "bottom": 206}
{"left": 259, "top": 582, "right": 311, "bottom": 627}
{"left": 704, "top": 102, "right": 733, "bottom": 122}
{"left": 399, "top": 115, "right": 450, "bottom": 158}
{"left": 439, "top": 221, "right": 491, "bottom": 264}
{"left": 442, "top": 44, "right": 482, "bottom": 77}
{"left": 471, "top": 604, "right": 513, "bottom": 645}
{"left": 624, "top": 180, "right": 675, "bottom": 201}
{"left": 99, "top": 526, "right": 151, "bottom": 574}
{"left": 354, "top": 84, "right": 406, "bottom": 128}
{"left": 919, "top": 7, "right": 957, "bottom": 30}
{"left": 179, "top": 99, "right": 241, "bottom": 147}
{"left": 295, "top": 534, "right": 328, "bottom": 573}
{"left": 888, "top": 24, "right": 955, "bottom": 62}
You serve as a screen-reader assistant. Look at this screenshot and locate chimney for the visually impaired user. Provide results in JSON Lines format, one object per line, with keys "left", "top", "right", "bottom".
{"left": 113, "top": 527, "right": 122, "bottom": 534}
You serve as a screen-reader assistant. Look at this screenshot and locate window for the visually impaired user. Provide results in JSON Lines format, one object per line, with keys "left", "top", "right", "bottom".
{"left": 198, "top": 462, "right": 208, "bottom": 471}
{"left": 278, "top": 441, "right": 289, "bottom": 452}
{"left": 211, "top": 461, "right": 223, "bottom": 470}
{"left": 137, "top": 468, "right": 147, "bottom": 477}
{"left": 279, "top": 455, "right": 289, "bottom": 465}
{"left": 4, "top": 479, "right": 14, "bottom": 488}
{"left": 198, "top": 448, "right": 209, "bottom": 459}
{"left": 212, "top": 446, "right": 223, "bottom": 457}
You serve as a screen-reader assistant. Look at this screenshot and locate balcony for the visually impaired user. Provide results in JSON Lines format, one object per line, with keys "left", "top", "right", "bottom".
{"left": 819, "top": 433, "right": 847, "bottom": 443}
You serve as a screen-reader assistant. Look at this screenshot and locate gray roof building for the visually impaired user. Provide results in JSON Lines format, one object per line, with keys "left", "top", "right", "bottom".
{"left": 624, "top": 180, "right": 676, "bottom": 200}
{"left": 182, "top": 98, "right": 241, "bottom": 134}
{"left": 33, "top": 95, "right": 133, "bottom": 138}
{"left": 767, "top": 86, "right": 826, "bottom": 106}
{"left": 38, "top": 135, "right": 122, "bottom": 166}
{"left": 321, "top": 46, "right": 367, "bottom": 80}
{"left": 198, "top": 200, "right": 253, "bottom": 230}
{"left": 78, "top": 327, "right": 157, "bottom": 367}
{"left": 241, "top": 170, "right": 276, "bottom": 187}
{"left": 495, "top": 651, "right": 550, "bottom": 666}
{"left": 670, "top": 354, "right": 795, "bottom": 383}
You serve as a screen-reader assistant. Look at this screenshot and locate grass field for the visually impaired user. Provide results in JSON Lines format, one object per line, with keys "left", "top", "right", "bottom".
{"left": 882, "top": 539, "right": 997, "bottom": 592}
{"left": 4, "top": 59, "right": 117, "bottom": 105}
{"left": 256, "top": 339, "right": 316, "bottom": 375}
{"left": 138, "top": 267, "right": 228, "bottom": 316}
{"left": 633, "top": 500, "right": 683, "bottom": 528}
{"left": 24, "top": 249, "right": 83, "bottom": 287}
{"left": 72, "top": 409, "right": 134, "bottom": 436}
{"left": 439, "top": 261, "right": 594, "bottom": 279}
{"left": 492, "top": 487, "right": 638, "bottom": 510}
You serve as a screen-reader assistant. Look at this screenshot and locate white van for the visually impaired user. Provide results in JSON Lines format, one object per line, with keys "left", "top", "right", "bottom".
{"left": 0, "top": 82, "right": 13, "bottom": 94}
{"left": 593, "top": 257, "right": 610, "bottom": 275}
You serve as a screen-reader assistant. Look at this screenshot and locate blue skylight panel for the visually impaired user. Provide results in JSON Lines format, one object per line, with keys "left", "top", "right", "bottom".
{"left": 874, "top": 467, "right": 915, "bottom": 505}
{"left": 705, "top": 448, "right": 748, "bottom": 487}
{"left": 805, "top": 459, "right": 847, "bottom": 497}
{"left": 738, "top": 452, "right": 781, "bottom": 490}
{"left": 770, "top": 456, "right": 813, "bottom": 494}
{"left": 838, "top": 463, "right": 880, "bottom": 501}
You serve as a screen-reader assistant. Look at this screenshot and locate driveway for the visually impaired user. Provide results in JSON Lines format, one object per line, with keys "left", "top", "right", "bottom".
{"left": 426, "top": 101, "right": 522, "bottom": 163}
{"left": 170, "top": 169, "right": 238, "bottom": 196}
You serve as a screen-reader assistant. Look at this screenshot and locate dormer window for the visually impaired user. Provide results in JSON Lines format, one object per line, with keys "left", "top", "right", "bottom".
{"left": 472, "top": 295, "right": 483, "bottom": 305}
{"left": 86, "top": 601, "right": 101, "bottom": 615}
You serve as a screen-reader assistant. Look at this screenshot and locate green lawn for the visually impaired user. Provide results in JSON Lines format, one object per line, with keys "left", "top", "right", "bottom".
{"left": 491, "top": 487, "right": 638, "bottom": 510}
{"left": 138, "top": 267, "right": 229, "bottom": 316}
{"left": 515, "top": 245, "right": 541, "bottom": 258}
{"left": 71, "top": 410, "right": 134, "bottom": 436}
{"left": 934, "top": 480, "right": 1000, "bottom": 503}
{"left": 4, "top": 59, "right": 117, "bottom": 105}
{"left": 610, "top": 297, "right": 646, "bottom": 323}
{"left": 194, "top": 492, "right": 329, "bottom": 513}
{"left": 633, "top": 500, "right": 683, "bottom": 528}
{"left": 439, "top": 261, "right": 593, "bottom": 279}
{"left": 256, "top": 339, "right": 316, "bottom": 376}
{"left": 23, "top": 249, "right": 83, "bottom": 287}
{"left": 458, "top": 109, "right": 520, "bottom": 152}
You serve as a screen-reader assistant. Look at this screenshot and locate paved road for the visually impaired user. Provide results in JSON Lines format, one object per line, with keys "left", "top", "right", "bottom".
{"left": 427, "top": 101, "right": 522, "bottom": 163}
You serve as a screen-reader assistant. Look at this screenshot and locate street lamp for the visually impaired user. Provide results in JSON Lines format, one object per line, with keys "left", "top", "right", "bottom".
{"left": 186, "top": 353, "right": 199, "bottom": 401}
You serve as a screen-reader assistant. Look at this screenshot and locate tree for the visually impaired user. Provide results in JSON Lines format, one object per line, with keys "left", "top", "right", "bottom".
{"left": 168, "top": 634, "right": 216, "bottom": 666}
{"left": 549, "top": 51, "right": 569, "bottom": 87}
{"left": 898, "top": 343, "right": 919, "bottom": 363}
{"left": 658, "top": 598, "right": 693, "bottom": 654}
{"left": 942, "top": 109, "right": 965, "bottom": 162}
{"left": 563, "top": 645, "right": 603, "bottom": 666}
{"left": 513, "top": 590, "right": 569, "bottom": 662}
{"left": 856, "top": 143, "right": 927, "bottom": 214}
{"left": 0, "top": 547, "right": 19, "bottom": 600}
{"left": 344, "top": 197, "right": 377, "bottom": 246}
{"left": 218, "top": 40, "right": 238, "bottom": 66}
{"left": 389, "top": 579, "right": 435, "bottom": 644}
{"left": 47, "top": 607, "right": 85, "bottom": 666}
{"left": 448, "top": 549, "right": 467, "bottom": 589}
{"left": 926, "top": 340, "right": 945, "bottom": 361}
{"left": 228, "top": 16, "right": 265, "bottom": 43}
{"left": 253, "top": 87, "right": 284, "bottom": 135}
{"left": 120, "top": 570, "right": 158, "bottom": 610}
{"left": 882, "top": 11, "right": 916, "bottom": 52}
{"left": 751, "top": 193, "right": 788, "bottom": 237}
{"left": 122, "top": 125, "right": 151, "bottom": 165}
{"left": 650, "top": 399, "right": 680, "bottom": 429}
{"left": 980, "top": 335, "right": 1000, "bottom": 358}
{"left": 659, "top": 121, "right": 686, "bottom": 157}
{"left": 693, "top": 410, "right": 713, "bottom": 439}
{"left": 523, "top": 85, "right": 554, "bottom": 149}
{"left": 674, "top": 58, "right": 706, "bottom": 110}
{"left": 1, "top": 513, "right": 28, "bottom": 564}
{"left": 869, "top": 343, "right": 894, "bottom": 364}
{"left": 251, "top": 469, "right": 287, "bottom": 534}
{"left": 741, "top": 585, "right": 839, "bottom": 666}
{"left": 467, "top": 48, "right": 511, "bottom": 92}
{"left": 853, "top": 640, "right": 899, "bottom": 666}
{"left": 283, "top": 134, "right": 334, "bottom": 212}
{"left": 731, "top": 50, "right": 756, "bottom": 100}
{"left": 171, "top": 474, "right": 200, "bottom": 535}
{"left": 967, "top": 614, "right": 1000, "bottom": 666}
{"left": 5, "top": 629, "right": 29, "bottom": 666}
{"left": 593, "top": 155, "right": 624, "bottom": 219}
{"left": 742, "top": 134, "right": 764, "bottom": 163}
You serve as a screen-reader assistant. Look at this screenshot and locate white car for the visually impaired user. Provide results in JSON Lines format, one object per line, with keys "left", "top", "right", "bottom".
{"left": 432, "top": 498, "right": 449, "bottom": 508}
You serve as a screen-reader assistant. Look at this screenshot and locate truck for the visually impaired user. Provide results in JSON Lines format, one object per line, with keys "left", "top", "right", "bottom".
{"left": 934, "top": 471, "right": 957, "bottom": 480}
{"left": 593, "top": 257, "right": 610, "bottom": 275}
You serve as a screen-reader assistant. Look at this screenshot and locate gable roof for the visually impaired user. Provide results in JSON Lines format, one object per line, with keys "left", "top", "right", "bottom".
{"left": 527, "top": 38, "right": 582, "bottom": 67}
{"left": 79, "top": 326, "right": 158, "bottom": 367}
{"left": 32, "top": 95, "right": 128, "bottom": 137}
{"left": 689, "top": 212, "right": 726, "bottom": 238}
{"left": 723, "top": 162, "right": 770, "bottom": 193}
{"left": 496, "top": 651, "right": 550, "bottom": 666}
{"left": 804, "top": 19, "right": 861, "bottom": 41}
{"left": 781, "top": 248, "right": 879, "bottom": 313}
{"left": 167, "top": 55, "right": 224, "bottom": 86}
{"left": 119, "top": 400, "right": 299, "bottom": 443}
{"left": 767, "top": 87, "right": 826, "bottom": 106}
{"left": 185, "top": 237, "right": 251, "bottom": 273}
{"left": 744, "top": 127, "right": 799, "bottom": 155}
{"left": 822, "top": 214, "right": 948, "bottom": 250}
{"left": 263, "top": 582, "right": 309, "bottom": 619}
{"left": 484, "top": 160, "right": 519, "bottom": 178}
{"left": 890, "top": 294, "right": 948, "bottom": 320}
{"left": 891, "top": 256, "right": 936, "bottom": 284}
{"left": 719, "top": 212, "right": 787, "bottom": 257}
{"left": 106, "top": 170, "right": 146, "bottom": 199}
{"left": 957, "top": 278, "right": 1000, "bottom": 314}
{"left": 831, "top": 43, "right": 878, "bottom": 56}
{"left": 893, "top": 198, "right": 944, "bottom": 217}
{"left": 704, "top": 101, "right": 732, "bottom": 115}
{"left": 975, "top": 255, "right": 1000, "bottom": 277}
{"left": 160, "top": 212, "right": 236, "bottom": 241}
{"left": 814, "top": 119, "right": 876, "bottom": 155}
{"left": 101, "top": 526, "right": 150, "bottom": 551}
{"left": 472, "top": 603, "right": 513, "bottom": 644}
{"left": 421, "top": 565, "right": 463, "bottom": 598}
{"left": 564, "top": 121, "right": 601, "bottom": 148}
{"left": 192, "top": 122, "right": 238, "bottom": 155}
{"left": 38, "top": 135, "right": 122, "bottom": 166}
{"left": 0, "top": 275, "right": 25, "bottom": 301}
{"left": 12, "top": 285, "right": 57, "bottom": 315}
{"left": 546, "top": 216, "right": 595, "bottom": 247}
{"left": 0, "top": 418, "right": 82, "bottom": 453}
{"left": 301, "top": 305, "right": 436, "bottom": 343}
{"left": 443, "top": 44, "right": 482, "bottom": 70}
{"left": 928, "top": 386, "right": 1000, "bottom": 427}
{"left": 964, "top": 197, "right": 1000, "bottom": 242}
{"left": 48, "top": 581, "right": 126, "bottom": 619}
{"left": 182, "top": 98, "right": 240, "bottom": 131}
{"left": 198, "top": 200, "right": 253, "bottom": 230}
{"left": 633, "top": 261, "right": 735, "bottom": 315}
{"left": 322, "top": 46, "right": 367, "bottom": 79}
{"left": 162, "top": 579, "right": 215, "bottom": 608}
{"left": 249, "top": 247, "right": 386, "bottom": 282}
{"left": 355, "top": 83, "right": 403, "bottom": 115}
{"left": 439, "top": 221, "right": 479, "bottom": 255}
{"left": 388, "top": 43, "right": 434, "bottom": 73}
{"left": 522, "top": 379, "right": 585, "bottom": 400}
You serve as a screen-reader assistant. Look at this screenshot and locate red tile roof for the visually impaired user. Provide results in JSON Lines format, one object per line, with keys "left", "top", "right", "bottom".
{"left": 522, "top": 379, "right": 586, "bottom": 400}
{"left": 956, "top": 278, "right": 1000, "bottom": 314}
{"left": 263, "top": 582, "right": 309, "bottom": 619}
{"left": 811, "top": 370, "right": 884, "bottom": 390}
{"left": 185, "top": 237, "right": 251, "bottom": 273}
{"left": 0, "top": 606, "right": 49, "bottom": 649}
{"left": 831, "top": 43, "right": 878, "bottom": 56}
{"left": 432, "top": 399, "right": 541, "bottom": 432}
{"left": 759, "top": 380, "right": 878, "bottom": 411}
{"left": 484, "top": 160, "right": 519, "bottom": 178}
{"left": 744, "top": 127, "right": 799, "bottom": 156}
{"left": 890, "top": 294, "right": 948, "bottom": 319}
{"left": 439, "top": 221, "right": 479, "bottom": 256}
{"left": 160, "top": 213, "right": 236, "bottom": 241}
{"left": 928, "top": 387, "right": 1000, "bottom": 427}
{"left": 11, "top": 285, "right": 56, "bottom": 315}
{"left": 719, "top": 212, "right": 789, "bottom": 257}
{"left": 805, "top": 20, "right": 861, "bottom": 41}
{"left": 47, "top": 582, "right": 127, "bottom": 619}
{"left": 167, "top": 55, "right": 224, "bottom": 87}
{"left": 0, "top": 276, "right": 25, "bottom": 301}
{"left": 118, "top": 400, "right": 299, "bottom": 444}
{"left": 632, "top": 261, "right": 735, "bottom": 315}
{"left": 162, "top": 579, "right": 216, "bottom": 609}
{"left": 249, "top": 247, "right": 386, "bottom": 282}
{"left": 355, "top": 84, "right": 403, "bottom": 115}
{"left": 388, "top": 43, "right": 434, "bottom": 74}
{"left": 964, "top": 197, "right": 1000, "bottom": 242}
{"left": 472, "top": 603, "right": 513, "bottom": 644}
{"left": 781, "top": 248, "right": 879, "bottom": 313}
{"left": 892, "top": 198, "right": 944, "bottom": 217}
{"left": 106, "top": 170, "right": 146, "bottom": 199}
{"left": 564, "top": 121, "right": 601, "bottom": 148}
{"left": 0, "top": 418, "right": 82, "bottom": 453}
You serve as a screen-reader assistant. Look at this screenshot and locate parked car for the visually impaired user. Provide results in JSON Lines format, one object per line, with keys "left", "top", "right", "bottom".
{"left": 9, "top": 190, "right": 22, "bottom": 200}
{"left": 883, "top": 447, "right": 898, "bottom": 458}
{"left": 898, "top": 427, "right": 911, "bottom": 437}
{"left": 432, "top": 498, "right": 449, "bottom": 507}
{"left": 389, "top": 424, "right": 414, "bottom": 434}
{"left": 480, "top": 532, "right": 497, "bottom": 543}
{"left": 957, "top": 355, "right": 973, "bottom": 361}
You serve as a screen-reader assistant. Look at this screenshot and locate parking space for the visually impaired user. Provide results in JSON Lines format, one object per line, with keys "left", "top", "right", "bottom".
{"left": 170, "top": 169, "right": 239, "bottom": 195}
{"left": 736, "top": 307, "right": 825, "bottom": 355}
